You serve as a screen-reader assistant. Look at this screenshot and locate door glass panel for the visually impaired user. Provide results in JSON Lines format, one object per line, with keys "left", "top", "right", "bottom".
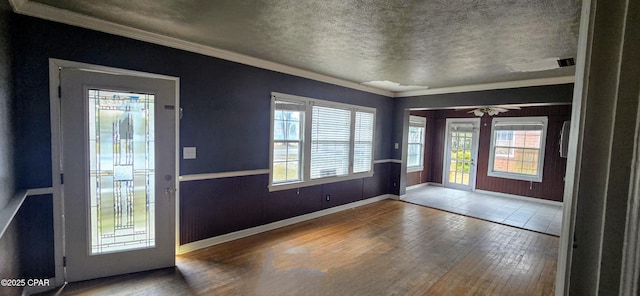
{"left": 448, "top": 131, "right": 471, "bottom": 186}
{"left": 88, "top": 89, "right": 155, "bottom": 255}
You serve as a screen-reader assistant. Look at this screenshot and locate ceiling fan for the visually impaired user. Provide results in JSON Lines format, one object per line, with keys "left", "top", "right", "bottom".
{"left": 465, "top": 106, "right": 521, "bottom": 117}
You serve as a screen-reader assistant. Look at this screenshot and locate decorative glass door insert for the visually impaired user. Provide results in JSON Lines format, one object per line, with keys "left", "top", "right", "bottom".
{"left": 88, "top": 89, "right": 155, "bottom": 255}
{"left": 62, "top": 67, "right": 175, "bottom": 282}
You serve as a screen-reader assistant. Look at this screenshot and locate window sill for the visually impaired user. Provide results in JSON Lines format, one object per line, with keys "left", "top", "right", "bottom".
{"left": 268, "top": 171, "right": 375, "bottom": 192}
{"left": 407, "top": 166, "right": 424, "bottom": 173}
{"left": 487, "top": 171, "right": 542, "bottom": 182}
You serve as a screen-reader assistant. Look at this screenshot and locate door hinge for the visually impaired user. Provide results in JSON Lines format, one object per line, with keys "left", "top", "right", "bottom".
{"left": 60, "top": 173, "right": 64, "bottom": 185}
{"left": 63, "top": 256, "right": 66, "bottom": 267}
{"left": 58, "top": 85, "right": 61, "bottom": 98}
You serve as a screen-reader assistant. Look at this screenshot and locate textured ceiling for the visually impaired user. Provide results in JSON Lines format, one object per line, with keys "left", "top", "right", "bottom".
{"left": 28, "top": 0, "right": 581, "bottom": 91}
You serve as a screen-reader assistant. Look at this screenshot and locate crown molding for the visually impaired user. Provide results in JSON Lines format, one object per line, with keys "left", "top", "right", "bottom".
{"left": 9, "top": 0, "right": 394, "bottom": 97}
{"left": 394, "top": 76, "right": 576, "bottom": 97}
{"left": 10, "top": 1, "right": 575, "bottom": 99}
{"left": 8, "top": 0, "right": 27, "bottom": 9}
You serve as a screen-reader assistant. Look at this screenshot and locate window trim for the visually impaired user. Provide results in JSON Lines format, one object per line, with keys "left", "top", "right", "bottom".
{"left": 353, "top": 111, "right": 375, "bottom": 174}
{"left": 487, "top": 116, "right": 548, "bottom": 182}
{"left": 407, "top": 115, "right": 426, "bottom": 173}
{"left": 271, "top": 100, "right": 305, "bottom": 184}
{"left": 269, "top": 92, "right": 376, "bottom": 192}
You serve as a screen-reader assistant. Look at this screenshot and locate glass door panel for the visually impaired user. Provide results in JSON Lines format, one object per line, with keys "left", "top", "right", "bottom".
{"left": 448, "top": 131, "right": 472, "bottom": 186}
{"left": 443, "top": 119, "right": 480, "bottom": 191}
{"left": 88, "top": 90, "right": 156, "bottom": 255}
{"left": 62, "top": 68, "right": 176, "bottom": 282}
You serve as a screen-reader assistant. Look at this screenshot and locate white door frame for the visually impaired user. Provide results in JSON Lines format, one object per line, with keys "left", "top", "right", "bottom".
{"left": 48, "top": 59, "right": 180, "bottom": 285}
{"left": 442, "top": 118, "right": 481, "bottom": 191}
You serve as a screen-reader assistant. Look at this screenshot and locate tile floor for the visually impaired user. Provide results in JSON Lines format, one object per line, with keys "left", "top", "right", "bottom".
{"left": 401, "top": 185, "right": 563, "bottom": 236}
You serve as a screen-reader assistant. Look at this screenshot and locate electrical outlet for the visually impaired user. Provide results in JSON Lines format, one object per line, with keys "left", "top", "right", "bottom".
{"left": 393, "top": 182, "right": 397, "bottom": 187}
{"left": 325, "top": 194, "right": 330, "bottom": 201}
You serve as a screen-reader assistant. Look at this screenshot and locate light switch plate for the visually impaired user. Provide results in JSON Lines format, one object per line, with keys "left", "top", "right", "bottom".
{"left": 183, "top": 147, "right": 196, "bottom": 159}
{"left": 394, "top": 143, "right": 399, "bottom": 149}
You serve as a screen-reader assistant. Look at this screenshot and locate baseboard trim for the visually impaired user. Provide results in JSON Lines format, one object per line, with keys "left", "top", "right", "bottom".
{"left": 402, "top": 183, "right": 442, "bottom": 199}
{"left": 474, "top": 189, "right": 563, "bottom": 206}
{"left": 406, "top": 183, "right": 429, "bottom": 191}
{"left": 177, "top": 194, "right": 393, "bottom": 254}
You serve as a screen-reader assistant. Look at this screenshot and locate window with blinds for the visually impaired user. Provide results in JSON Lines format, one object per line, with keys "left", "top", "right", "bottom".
{"left": 354, "top": 111, "right": 374, "bottom": 173}
{"left": 269, "top": 92, "right": 376, "bottom": 191}
{"left": 488, "top": 117, "right": 548, "bottom": 182}
{"left": 310, "top": 106, "right": 351, "bottom": 178}
{"left": 407, "top": 116, "right": 426, "bottom": 172}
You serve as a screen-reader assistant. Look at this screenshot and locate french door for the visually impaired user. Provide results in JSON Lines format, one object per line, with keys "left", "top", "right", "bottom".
{"left": 443, "top": 118, "right": 480, "bottom": 191}
{"left": 61, "top": 68, "right": 177, "bottom": 282}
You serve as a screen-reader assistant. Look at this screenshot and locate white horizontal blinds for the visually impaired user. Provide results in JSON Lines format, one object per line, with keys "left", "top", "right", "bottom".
{"left": 494, "top": 121, "right": 545, "bottom": 131}
{"left": 310, "top": 105, "right": 351, "bottom": 179}
{"left": 491, "top": 118, "right": 546, "bottom": 177}
{"left": 493, "top": 120, "right": 544, "bottom": 150}
{"left": 449, "top": 123, "right": 474, "bottom": 132}
{"left": 353, "top": 111, "right": 374, "bottom": 173}
{"left": 275, "top": 100, "right": 307, "bottom": 112}
{"left": 409, "top": 115, "right": 426, "bottom": 126}
{"left": 273, "top": 99, "right": 304, "bottom": 184}
{"left": 269, "top": 92, "right": 377, "bottom": 191}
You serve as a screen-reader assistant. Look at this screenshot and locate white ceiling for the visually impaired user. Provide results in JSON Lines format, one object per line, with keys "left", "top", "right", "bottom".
{"left": 12, "top": 0, "right": 581, "bottom": 94}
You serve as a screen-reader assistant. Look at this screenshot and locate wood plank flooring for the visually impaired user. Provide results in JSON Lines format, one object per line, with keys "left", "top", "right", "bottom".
{"left": 40, "top": 200, "right": 558, "bottom": 295}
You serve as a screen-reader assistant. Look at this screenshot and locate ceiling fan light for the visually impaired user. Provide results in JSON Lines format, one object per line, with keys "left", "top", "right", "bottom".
{"left": 473, "top": 110, "right": 484, "bottom": 117}
{"left": 488, "top": 109, "right": 499, "bottom": 116}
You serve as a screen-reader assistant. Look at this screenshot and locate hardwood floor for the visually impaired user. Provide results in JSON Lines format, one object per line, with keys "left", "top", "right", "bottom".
{"left": 40, "top": 200, "right": 558, "bottom": 295}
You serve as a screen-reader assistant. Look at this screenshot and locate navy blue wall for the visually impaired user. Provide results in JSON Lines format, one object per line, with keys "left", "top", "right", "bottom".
{"left": 10, "top": 12, "right": 395, "bottom": 274}
{"left": 12, "top": 14, "right": 393, "bottom": 187}
{"left": 0, "top": 4, "right": 20, "bottom": 295}
{"left": 180, "top": 163, "right": 390, "bottom": 244}
{"left": 16, "top": 195, "right": 54, "bottom": 278}
{"left": 0, "top": 0, "right": 13, "bottom": 209}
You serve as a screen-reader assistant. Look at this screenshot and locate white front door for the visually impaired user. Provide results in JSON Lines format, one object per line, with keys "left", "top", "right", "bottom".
{"left": 61, "top": 68, "right": 177, "bottom": 282}
{"left": 443, "top": 118, "right": 480, "bottom": 191}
